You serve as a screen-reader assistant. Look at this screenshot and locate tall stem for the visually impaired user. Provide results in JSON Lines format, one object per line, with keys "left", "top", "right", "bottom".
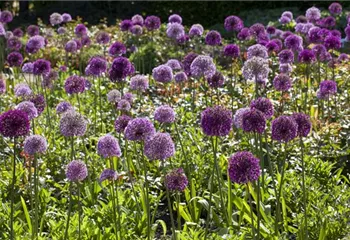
{"left": 276, "top": 143, "right": 288, "bottom": 233}
{"left": 300, "top": 137, "right": 308, "bottom": 239}
{"left": 164, "top": 167, "right": 176, "bottom": 240}
{"left": 247, "top": 184, "right": 255, "bottom": 239}
{"left": 34, "top": 155, "right": 39, "bottom": 239}
{"left": 64, "top": 183, "right": 73, "bottom": 240}
{"left": 176, "top": 192, "right": 181, "bottom": 232}
{"left": 140, "top": 143, "right": 150, "bottom": 240}
{"left": 78, "top": 183, "right": 81, "bottom": 240}
{"left": 10, "top": 137, "right": 16, "bottom": 240}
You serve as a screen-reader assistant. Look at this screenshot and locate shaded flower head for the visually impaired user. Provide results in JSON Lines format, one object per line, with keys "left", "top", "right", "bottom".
{"left": 50, "top": 13, "right": 63, "bottom": 26}
{"left": 75, "top": 24, "right": 87, "bottom": 37}
{"left": 23, "top": 135, "right": 47, "bottom": 155}
{"left": 174, "top": 72, "right": 188, "bottom": 83}
{"left": 0, "top": 10, "right": 13, "bottom": 23}
{"left": 250, "top": 97, "right": 274, "bottom": 119}
{"left": 298, "top": 49, "right": 316, "bottom": 63}
{"left": 291, "top": 113, "right": 311, "bottom": 137}
{"left": 99, "top": 169, "right": 117, "bottom": 182}
{"left": 233, "top": 107, "right": 250, "bottom": 129}
{"left": 7, "top": 37, "right": 22, "bottom": 51}
{"left": 33, "top": 59, "right": 51, "bottom": 75}
{"left": 166, "top": 23, "right": 184, "bottom": 39}
{"left": 168, "top": 14, "right": 182, "bottom": 24}
{"left": 271, "top": 115, "right": 297, "bottom": 142}
{"left": 182, "top": 52, "right": 198, "bottom": 76}
{"left": 237, "top": 27, "right": 251, "bottom": 40}
{"left": 96, "top": 31, "right": 110, "bottom": 44}
{"left": 154, "top": 105, "right": 175, "bottom": 123}
{"left": 120, "top": 20, "right": 133, "bottom": 31}
{"left": 65, "top": 40, "right": 77, "bottom": 53}
{"left": 165, "top": 168, "right": 188, "bottom": 192}
{"left": 152, "top": 65, "right": 173, "bottom": 83}
{"left": 201, "top": 106, "right": 232, "bottom": 136}
{"left": 124, "top": 118, "right": 155, "bottom": 141}
{"left": 166, "top": 59, "right": 182, "bottom": 70}
{"left": 205, "top": 30, "right": 221, "bottom": 46}
{"left": 108, "top": 41, "right": 126, "bottom": 57}
{"left": 284, "top": 34, "right": 303, "bottom": 51}
{"left": 132, "top": 14, "right": 144, "bottom": 26}
{"left": 207, "top": 71, "right": 225, "bottom": 88}
{"left": 228, "top": 151, "right": 260, "bottom": 184}
{"left": 56, "top": 101, "right": 73, "bottom": 114}
{"left": 224, "top": 15, "right": 243, "bottom": 32}
{"left": 97, "top": 134, "right": 121, "bottom": 158}
{"left": 223, "top": 44, "right": 240, "bottom": 58}
{"left": 278, "top": 49, "right": 294, "bottom": 64}
{"left": 145, "top": 15, "right": 161, "bottom": 31}
{"left": 115, "top": 115, "right": 132, "bottom": 134}
{"left": 117, "top": 99, "right": 131, "bottom": 112}
{"left": 324, "top": 35, "right": 341, "bottom": 50}
{"left": 242, "top": 109, "right": 266, "bottom": 134}
{"left": 85, "top": 56, "right": 107, "bottom": 76}
{"left": 189, "top": 24, "right": 204, "bottom": 37}
{"left": 62, "top": 13, "right": 72, "bottom": 22}
{"left": 109, "top": 57, "right": 133, "bottom": 82}
{"left": 144, "top": 132, "right": 175, "bottom": 160}
{"left": 59, "top": 111, "right": 87, "bottom": 137}
{"left": 66, "top": 160, "right": 88, "bottom": 182}
{"left": 247, "top": 44, "right": 268, "bottom": 59}
{"left": 130, "top": 25, "right": 143, "bottom": 35}
{"left": 64, "top": 75, "right": 86, "bottom": 94}
{"left": 22, "top": 62, "right": 34, "bottom": 73}
{"left": 273, "top": 74, "right": 292, "bottom": 91}
{"left": 16, "top": 101, "right": 38, "bottom": 120}
{"left": 29, "top": 94, "right": 46, "bottom": 115}
{"left": 0, "top": 109, "right": 30, "bottom": 137}
{"left": 319, "top": 80, "right": 337, "bottom": 98}
{"left": 7, "top": 51, "right": 23, "bottom": 67}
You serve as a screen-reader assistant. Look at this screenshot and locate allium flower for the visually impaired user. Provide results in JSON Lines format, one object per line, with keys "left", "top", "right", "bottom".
{"left": 107, "top": 90, "right": 122, "bottom": 103}
{"left": 0, "top": 109, "right": 30, "bottom": 137}
{"left": 117, "top": 99, "right": 131, "bottom": 112}
{"left": 0, "top": 10, "right": 13, "bottom": 23}
{"left": 242, "top": 56, "right": 269, "bottom": 82}
{"left": 200, "top": 106, "right": 232, "bottom": 136}
{"left": 190, "top": 55, "right": 216, "bottom": 79}
{"left": 7, "top": 52, "right": 23, "bottom": 67}
{"left": 97, "top": 134, "right": 121, "bottom": 158}
{"left": 273, "top": 74, "right": 292, "bottom": 91}
{"left": 145, "top": 15, "right": 161, "bottom": 31}
{"left": 14, "top": 83, "right": 32, "bottom": 97}
{"left": 298, "top": 49, "right": 316, "bottom": 63}
{"left": 324, "top": 35, "right": 341, "bottom": 50}
{"left": 65, "top": 40, "right": 77, "bottom": 53}
{"left": 85, "top": 56, "right": 107, "bottom": 76}
{"left": 228, "top": 151, "right": 260, "bottom": 184}
{"left": 50, "top": 13, "right": 63, "bottom": 26}
{"left": 165, "top": 168, "right": 188, "bottom": 192}
{"left": 7, "top": 37, "right": 22, "bottom": 51}
{"left": 132, "top": 14, "right": 144, "bottom": 26}
{"left": 296, "top": 15, "right": 308, "bottom": 23}
{"left": 57, "top": 27, "right": 66, "bottom": 34}
{"left": 25, "top": 35, "right": 45, "bottom": 54}
{"left": 318, "top": 16, "right": 336, "bottom": 28}
{"left": 189, "top": 24, "right": 204, "bottom": 37}
{"left": 56, "top": 101, "right": 73, "bottom": 114}
{"left": 62, "top": 13, "right": 72, "bottom": 23}
{"left": 250, "top": 97, "right": 274, "bottom": 119}
{"left": 224, "top": 15, "right": 243, "bottom": 32}
{"left": 205, "top": 30, "right": 221, "bottom": 46}
{"left": 66, "top": 160, "right": 88, "bottom": 182}
{"left": 291, "top": 113, "right": 311, "bottom": 137}
{"left": 0, "top": 23, "right": 5, "bottom": 36}
{"left": 64, "top": 75, "right": 86, "bottom": 94}
{"left": 345, "top": 26, "right": 350, "bottom": 41}
{"left": 278, "top": 49, "right": 294, "bottom": 64}
{"left": 166, "top": 59, "right": 182, "bottom": 70}
{"left": 144, "top": 132, "right": 175, "bottom": 160}
{"left": 237, "top": 27, "right": 251, "bottom": 40}
{"left": 154, "top": 105, "right": 175, "bottom": 123}
{"left": 247, "top": 44, "right": 268, "bottom": 59}
{"left": 233, "top": 107, "right": 250, "bottom": 129}
{"left": 306, "top": 7, "right": 321, "bottom": 21}
{"left": 249, "top": 23, "right": 266, "bottom": 38}
{"left": 120, "top": 20, "right": 133, "bottom": 31}
{"left": 75, "top": 24, "right": 87, "bottom": 37}
{"left": 42, "top": 70, "right": 58, "bottom": 89}
{"left": 207, "top": 71, "right": 225, "bottom": 88}
{"left": 60, "top": 111, "right": 87, "bottom": 137}
{"left": 124, "top": 117, "right": 155, "bottom": 141}
{"left": 21, "top": 62, "right": 34, "bottom": 73}
{"left": 241, "top": 109, "right": 266, "bottom": 134}
{"left": 23, "top": 135, "right": 47, "bottom": 155}
{"left": 223, "top": 44, "right": 240, "bottom": 58}
{"left": 271, "top": 115, "right": 297, "bottom": 142}
{"left": 279, "top": 16, "right": 291, "bottom": 24}
{"left": 115, "top": 115, "right": 132, "bottom": 134}
{"left": 281, "top": 11, "right": 293, "bottom": 20}
{"left": 0, "top": 79, "right": 6, "bottom": 94}
{"left": 169, "top": 14, "right": 182, "bottom": 24}
{"left": 312, "top": 44, "right": 328, "bottom": 61}
{"left": 266, "top": 41, "right": 280, "bottom": 53}
{"left": 96, "top": 31, "right": 110, "bottom": 44}
{"left": 122, "top": 92, "right": 134, "bottom": 104}
{"left": 130, "top": 25, "right": 143, "bottom": 35}
{"left": 81, "top": 35, "right": 91, "bottom": 46}
{"left": 174, "top": 72, "right": 187, "bottom": 83}
{"left": 284, "top": 34, "right": 303, "bottom": 51}
{"left": 319, "top": 80, "right": 337, "bottom": 98}
{"left": 166, "top": 23, "right": 185, "bottom": 39}
{"left": 266, "top": 26, "right": 276, "bottom": 34}
{"left": 29, "top": 94, "right": 46, "bottom": 115}
{"left": 108, "top": 57, "right": 133, "bottom": 82}
{"left": 130, "top": 75, "right": 149, "bottom": 92}
{"left": 99, "top": 169, "right": 117, "bottom": 182}
{"left": 338, "top": 53, "right": 349, "bottom": 63}
{"left": 152, "top": 65, "right": 173, "bottom": 83}
{"left": 108, "top": 42, "right": 126, "bottom": 56}
{"left": 16, "top": 101, "right": 38, "bottom": 120}
{"left": 182, "top": 52, "right": 198, "bottom": 76}
{"left": 33, "top": 59, "right": 51, "bottom": 75}
{"left": 308, "top": 27, "right": 322, "bottom": 43}
{"left": 27, "top": 25, "right": 40, "bottom": 36}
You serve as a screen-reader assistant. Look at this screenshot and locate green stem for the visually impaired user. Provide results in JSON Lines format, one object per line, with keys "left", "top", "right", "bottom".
{"left": 10, "top": 137, "right": 16, "bottom": 240}
{"left": 110, "top": 181, "right": 119, "bottom": 240}
{"left": 177, "top": 192, "right": 181, "bottom": 232}
{"left": 247, "top": 184, "right": 255, "bottom": 239}
{"left": 34, "top": 155, "right": 39, "bottom": 239}
{"left": 78, "top": 183, "right": 81, "bottom": 240}
{"left": 140, "top": 143, "right": 150, "bottom": 240}
{"left": 64, "top": 183, "right": 73, "bottom": 240}
{"left": 300, "top": 137, "right": 308, "bottom": 240}
{"left": 276, "top": 143, "right": 288, "bottom": 233}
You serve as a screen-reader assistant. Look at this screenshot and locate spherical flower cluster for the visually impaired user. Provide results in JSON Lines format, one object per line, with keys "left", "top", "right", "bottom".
{"left": 168, "top": 14, "right": 182, "bottom": 24}
{"left": 144, "top": 132, "right": 175, "bottom": 160}
{"left": 265, "top": 41, "right": 280, "bottom": 53}
{"left": 56, "top": 101, "right": 73, "bottom": 114}
{"left": 115, "top": 115, "right": 132, "bottom": 134}
{"left": 0, "top": 79, "right": 6, "bottom": 94}
{"left": 205, "top": 30, "right": 221, "bottom": 46}
{"left": 7, "top": 37, "right": 22, "bottom": 51}
{"left": 207, "top": 71, "right": 225, "bottom": 88}
{"left": 165, "top": 168, "right": 188, "bottom": 192}
{"left": 182, "top": 52, "right": 198, "bottom": 76}
{"left": 49, "top": 13, "right": 63, "bottom": 26}
{"left": 200, "top": 106, "right": 232, "bottom": 137}
{"left": 284, "top": 34, "right": 303, "bottom": 52}
{"left": 7, "top": 52, "right": 23, "bottom": 67}
{"left": 266, "top": 26, "right": 276, "bottom": 34}
{"left": 26, "top": 35, "right": 45, "bottom": 54}
{"left": 154, "top": 105, "right": 175, "bottom": 123}
{"left": 66, "top": 160, "right": 88, "bottom": 182}
{"left": 117, "top": 99, "right": 131, "bottom": 112}
{"left": 59, "top": 111, "right": 87, "bottom": 137}
{"left": 85, "top": 56, "right": 107, "bottom": 76}
{"left": 65, "top": 40, "right": 77, "bottom": 53}
{"left": 318, "top": 80, "right": 337, "bottom": 99}
{"left": 124, "top": 118, "right": 155, "bottom": 141}
{"left": 298, "top": 49, "right": 316, "bottom": 63}
{"left": 233, "top": 107, "right": 250, "bottom": 129}
{"left": 152, "top": 65, "right": 173, "bottom": 83}
{"left": 166, "top": 23, "right": 184, "bottom": 39}
{"left": 247, "top": 44, "right": 268, "bottom": 59}
{"left": 120, "top": 20, "right": 133, "bottom": 31}
{"left": 0, "top": 109, "right": 30, "bottom": 137}
{"left": 81, "top": 35, "right": 91, "bottom": 46}
{"left": 99, "top": 169, "right": 117, "bottom": 182}
{"left": 96, "top": 31, "right": 110, "bottom": 44}
{"left": 23, "top": 135, "right": 47, "bottom": 155}
{"left": 130, "top": 75, "right": 149, "bottom": 92}
{"left": 13, "top": 28, "right": 23, "bottom": 37}
{"left": 107, "top": 89, "right": 121, "bottom": 103}
{"left": 190, "top": 55, "right": 216, "bottom": 79}
{"left": 223, "top": 44, "right": 240, "bottom": 58}
{"left": 296, "top": 15, "right": 308, "bottom": 23}
{"left": 166, "top": 59, "right": 182, "bottom": 70}
{"left": 42, "top": 70, "right": 58, "bottom": 89}
{"left": 241, "top": 109, "right": 266, "bottom": 134}
{"left": 338, "top": 53, "right": 349, "bottom": 63}
{"left": 273, "top": 74, "right": 292, "bottom": 91}
{"left": 122, "top": 92, "right": 134, "bottom": 104}
{"left": 64, "top": 75, "right": 86, "bottom": 94}
{"left": 291, "top": 113, "right": 312, "bottom": 138}
{"left": 97, "top": 134, "right": 121, "bottom": 158}
{"left": 228, "top": 151, "right": 260, "bottom": 184}
{"left": 250, "top": 97, "right": 274, "bottom": 119}
{"left": 312, "top": 44, "right": 328, "bottom": 61}
{"left": 306, "top": 7, "right": 321, "bottom": 21}
{"left": 22, "top": 62, "right": 34, "bottom": 73}
{"left": 108, "top": 42, "right": 126, "bottom": 56}
{"left": 0, "top": 10, "right": 13, "bottom": 23}
{"left": 271, "top": 116, "right": 297, "bottom": 142}
{"left": 130, "top": 25, "right": 143, "bottom": 35}
{"left": 189, "top": 24, "right": 204, "bottom": 37}
{"left": 29, "top": 94, "right": 46, "bottom": 115}
{"left": 33, "top": 59, "right": 51, "bottom": 75}
{"left": 14, "top": 83, "right": 32, "bottom": 97}
{"left": 16, "top": 101, "right": 38, "bottom": 120}
{"left": 174, "top": 72, "right": 187, "bottom": 83}
{"left": 74, "top": 24, "right": 87, "bottom": 37}
{"left": 224, "top": 15, "right": 243, "bottom": 32}
{"left": 62, "top": 13, "right": 72, "bottom": 22}
{"left": 279, "top": 16, "right": 292, "bottom": 24}
{"left": 108, "top": 57, "right": 133, "bottom": 82}
{"left": 57, "top": 27, "right": 66, "bottom": 35}
{"left": 27, "top": 25, "right": 40, "bottom": 36}
{"left": 238, "top": 27, "right": 251, "bottom": 40}
{"left": 278, "top": 49, "right": 294, "bottom": 64}
{"left": 145, "top": 16, "right": 161, "bottom": 30}
{"left": 132, "top": 14, "right": 144, "bottom": 26}
{"left": 318, "top": 16, "right": 336, "bottom": 28}
{"left": 242, "top": 56, "right": 269, "bottom": 82}
{"left": 249, "top": 23, "right": 266, "bottom": 38}
{"left": 324, "top": 35, "right": 341, "bottom": 50}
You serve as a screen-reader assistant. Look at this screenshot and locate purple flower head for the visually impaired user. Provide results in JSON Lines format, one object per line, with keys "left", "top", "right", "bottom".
{"left": 130, "top": 25, "right": 143, "bottom": 35}
{"left": 296, "top": 15, "right": 308, "bottom": 23}
{"left": 324, "top": 35, "right": 341, "bottom": 50}
{"left": 122, "top": 92, "right": 134, "bottom": 104}
{"left": 117, "top": 99, "right": 131, "bottom": 112}
{"left": 312, "top": 44, "right": 328, "bottom": 60}
{"left": 182, "top": 52, "right": 198, "bottom": 76}
{"left": 249, "top": 23, "right": 266, "bottom": 38}
{"left": 165, "top": 168, "right": 188, "bottom": 192}
{"left": 224, "top": 15, "right": 243, "bottom": 32}
{"left": 189, "top": 24, "right": 204, "bottom": 37}
{"left": 271, "top": 116, "right": 297, "bottom": 142}
{"left": 29, "top": 94, "right": 46, "bottom": 115}
{"left": 237, "top": 27, "right": 251, "bottom": 40}
{"left": 22, "top": 62, "right": 34, "bottom": 73}
{"left": 42, "top": 70, "right": 58, "bottom": 89}
{"left": 107, "top": 89, "right": 121, "bottom": 103}
{"left": 97, "top": 134, "right": 121, "bottom": 158}
{"left": 56, "top": 101, "right": 73, "bottom": 114}
{"left": 241, "top": 109, "right": 266, "bottom": 134}
{"left": 145, "top": 16, "right": 161, "bottom": 31}
{"left": 0, "top": 110, "right": 30, "bottom": 137}
{"left": 0, "top": 23, "right": 5, "bottom": 36}
{"left": 273, "top": 74, "right": 292, "bottom": 91}
{"left": 228, "top": 151, "right": 260, "bottom": 184}
{"left": 318, "top": 16, "right": 336, "bottom": 28}
{"left": 242, "top": 57, "right": 270, "bottom": 82}
{"left": 282, "top": 11, "right": 293, "bottom": 20}
{"left": 60, "top": 111, "right": 87, "bottom": 137}
{"left": 233, "top": 107, "right": 250, "bottom": 129}
{"left": 23, "top": 135, "right": 47, "bottom": 155}
{"left": 250, "top": 97, "right": 274, "bottom": 119}
{"left": 0, "top": 79, "right": 6, "bottom": 94}
{"left": 205, "top": 30, "right": 221, "bottom": 46}
{"left": 130, "top": 74, "right": 149, "bottom": 92}
{"left": 16, "top": 101, "right": 38, "bottom": 120}
{"left": 64, "top": 75, "right": 86, "bottom": 94}
{"left": 284, "top": 34, "right": 303, "bottom": 51}
{"left": 308, "top": 27, "right": 322, "bottom": 43}
{"left": 109, "top": 42, "right": 126, "bottom": 57}
{"left": 247, "top": 44, "right": 268, "bottom": 59}
{"left": 174, "top": 72, "right": 188, "bottom": 83}
{"left": 266, "top": 26, "right": 276, "bottom": 34}
{"left": 279, "top": 16, "right": 291, "bottom": 25}
{"left": 62, "top": 13, "right": 72, "bottom": 23}
{"left": 124, "top": 117, "right": 155, "bottom": 141}
{"left": 14, "top": 83, "right": 32, "bottom": 97}
{"left": 177, "top": 35, "right": 189, "bottom": 45}
{"left": 166, "top": 23, "right": 185, "bottom": 39}
{"left": 99, "top": 169, "right": 117, "bottom": 182}
{"left": 60, "top": 65, "right": 67, "bottom": 72}
{"left": 154, "top": 105, "right": 175, "bottom": 123}
{"left": 144, "top": 132, "right": 175, "bottom": 160}
{"left": 115, "top": 115, "right": 132, "bottom": 134}
{"left": 168, "top": 14, "right": 182, "bottom": 24}
{"left": 109, "top": 57, "right": 133, "bottom": 82}
{"left": 306, "top": 7, "right": 321, "bottom": 21}
{"left": 266, "top": 41, "right": 281, "bottom": 53}
{"left": 166, "top": 59, "right": 182, "bottom": 71}
{"left": 33, "top": 59, "right": 51, "bottom": 75}
{"left": 57, "top": 27, "right": 66, "bottom": 35}
{"left": 152, "top": 65, "right": 173, "bottom": 83}
{"left": 7, "top": 37, "right": 22, "bottom": 51}
{"left": 81, "top": 35, "right": 91, "bottom": 46}
{"left": 291, "top": 113, "right": 311, "bottom": 137}
{"left": 66, "top": 160, "right": 88, "bottom": 182}
{"left": 345, "top": 26, "right": 350, "bottom": 41}
{"left": 0, "top": 10, "right": 13, "bottom": 23}
{"left": 298, "top": 49, "right": 316, "bottom": 63}
{"left": 65, "top": 40, "right": 77, "bottom": 53}
{"left": 85, "top": 56, "right": 107, "bottom": 76}
{"left": 190, "top": 55, "right": 216, "bottom": 79}
{"left": 338, "top": 53, "right": 349, "bottom": 63}
{"left": 120, "top": 20, "right": 133, "bottom": 31}
{"left": 132, "top": 14, "right": 144, "bottom": 26}
{"left": 201, "top": 105, "right": 232, "bottom": 137}
{"left": 27, "top": 25, "right": 40, "bottom": 37}
{"left": 319, "top": 80, "right": 337, "bottom": 98}
{"left": 330, "top": 30, "right": 341, "bottom": 38}
{"left": 223, "top": 44, "right": 240, "bottom": 58}
{"left": 7, "top": 52, "right": 23, "bottom": 67}
{"left": 75, "top": 24, "right": 87, "bottom": 37}
{"left": 50, "top": 13, "right": 63, "bottom": 26}
{"left": 207, "top": 71, "right": 225, "bottom": 88}
{"left": 96, "top": 31, "right": 110, "bottom": 44}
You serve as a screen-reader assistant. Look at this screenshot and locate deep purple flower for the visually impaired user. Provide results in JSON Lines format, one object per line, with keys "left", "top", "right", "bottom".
{"left": 108, "top": 42, "right": 126, "bottom": 57}
{"left": 13, "top": 28, "right": 23, "bottom": 37}
{"left": 190, "top": 55, "right": 216, "bottom": 79}
{"left": 298, "top": 49, "right": 316, "bottom": 63}
{"left": 233, "top": 107, "right": 250, "bottom": 129}
{"left": 176, "top": 34, "right": 189, "bottom": 45}
{"left": 29, "top": 94, "right": 46, "bottom": 115}
{"left": 154, "top": 105, "right": 175, "bottom": 123}
{"left": 130, "top": 75, "right": 149, "bottom": 92}
{"left": 66, "top": 160, "right": 88, "bottom": 182}
{"left": 7, "top": 52, "right": 23, "bottom": 67}
{"left": 23, "top": 135, "right": 47, "bottom": 155}
{"left": 174, "top": 72, "right": 187, "bottom": 83}
{"left": 50, "top": 13, "right": 63, "bottom": 26}
{"left": 109, "top": 57, "right": 133, "bottom": 82}
{"left": 33, "top": 59, "right": 51, "bottom": 75}
{"left": 75, "top": 24, "right": 87, "bottom": 37}
{"left": 81, "top": 35, "right": 91, "bottom": 46}
{"left": 120, "top": 20, "right": 133, "bottom": 31}
{"left": 241, "top": 109, "right": 266, "bottom": 134}
{"left": 249, "top": 23, "right": 266, "bottom": 38}
{"left": 284, "top": 34, "right": 303, "bottom": 51}
{"left": 345, "top": 26, "right": 350, "bottom": 41}
{"left": 56, "top": 101, "right": 73, "bottom": 114}
{"left": 318, "top": 16, "right": 336, "bottom": 28}
{"left": 60, "top": 111, "right": 87, "bottom": 137}
{"left": 250, "top": 97, "right": 274, "bottom": 119}
{"left": 182, "top": 52, "right": 198, "bottom": 76}
{"left": 166, "top": 23, "right": 184, "bottom": 39}
{"left": 319, "top": 80, "right": 337, "bottom": 98}
{"left": 0, "top": 10, "right": 13, "bottom": 23}
{"left": 279, "top": 16, "right": 291, "bottom": 24}
{"left": 189, "top": 24, "right": 204, "bottom": 37}
{"left": 324, "top": 35, "right": 341, "bottom": 50}
{"left": 64, "top": 75, "right": 86, "bottom": 94}
{"left": 273, "top": 74, "right": 292, "bottom": 91}
{"left": 99, "top": 169, "right": 117, "bottom": 182}
{"left": 224, "top": 15, "right": 243, "bottom": 32}
{"left": 0, "top": 109, "right": 30, "bottom": 137}
{"left": 7, "top": 37, "right": 22, "bottom": 51}
{"left": 97, "top": 134, "right": 121, "bottom": 158}
{"left": 42, "top": 70, "right": 58, "bottom": 89}
{"left": 312, "top": 44, "right": 328, "bottom": 61}
{"left": 266, "top": 41, "right": 280, "bottom": 53}
{"left": 266, "top": 26, "right": 276, "bottom": 34}
{"left": 228, "top": 151, "right": 260, "bottom": 184}
{"left": 117, "top": 99, "right": 131, "bottom": 112}
{"left": 291, "top": 113, "right": 311, "bottom": 137}
{"left": 65, "top": 40, "right": 77, "bottom": 53}
{"left": 168, "top": 14, "right": 182, "bottom": 24}
{"left": 85, "top": 56, "right": 107, "bottom": 76}
{"left": 152, "top": 65, "right": 173, "bottom": 83}
{"left": 207, "top": 71, "right": 225, "bottom": 88}
{"left": 338, "top": 53, "right": 349, "bottom": 63}
{"left": 237, "top": 27, "right": 251, "bottom": 40}
{"left": 223, "top": 44, "right": 240, "bottom": 58}
{"left": 57, "top": 27, "right": 66, "bottom": 35}
{"left": 201, "top": 106, "right": 232, "bottom": 137}
{"left": 271, "top": 115, "right": 297, "bottom": 142}
{"left": 205, "top": 30, "right": 221, "bottom": 46}
{"left": 27, "top": 25, "right": 40, "bottom": 37}
{"left": 124, "top": 117, "right": 155, "bottom": 141}
{"left": 308, "top": 27, "right": 322, "bottom": 43}
{"left": 306, "top": 7, "right": 321, "bottom": 21}
{"left": 144, "top": 132, "right": 175, "bottom": 160}
{"left": 166, "top": 59, "right": 182, "bottom": 70}
{"left": 115, "top": 115, "right": 132, "bottom": 134}
{"left": 132, "top": 14, "right": 144, "bottom": 26}
{"left": 14, "top": 83, "right": 32, "bottom": 97}
{"left": 16, "top": 101, "right": 38, "bottom": 120}
{"left": 62, "top": 13, "right": 72, "bottom": 23}
{"left": 165, "top": 168, "right": 188, "bottom": 192}
{"left": 96, "top": 31, "right": 110, "bottom": 44}
{"left": 145, "top": 16, "right": 161, "bottom": 31}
